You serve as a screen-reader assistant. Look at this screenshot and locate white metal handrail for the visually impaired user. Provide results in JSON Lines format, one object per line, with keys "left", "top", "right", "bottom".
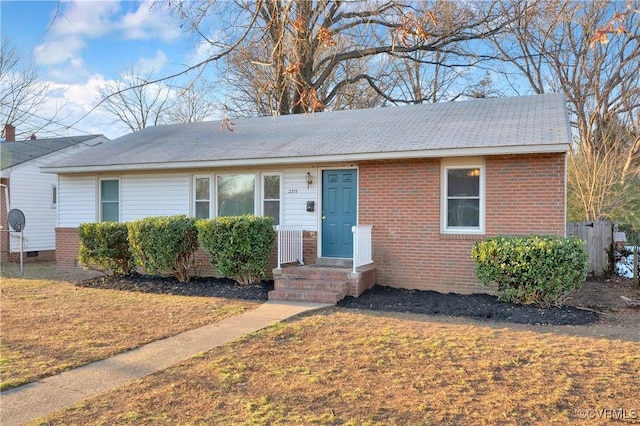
{"left": 352, "top": 225, "right": 373, "bottom": 273}
{"left": 276, "top": 225, "right": 304, "bottom": 268}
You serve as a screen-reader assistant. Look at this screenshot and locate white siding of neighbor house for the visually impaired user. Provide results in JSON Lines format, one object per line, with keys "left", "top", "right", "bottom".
{"left": 8, "top": 144, "right": 100, "bottom": 252}
{"left": 8, "top": 160, "right": 57, "bottom": 252}
{"left": 58, "top": 175, "right": 97, "bottom": 227}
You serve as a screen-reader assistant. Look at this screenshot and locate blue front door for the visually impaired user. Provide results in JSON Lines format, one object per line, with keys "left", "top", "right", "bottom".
{"left": 322, "top": 169, "right": 357, "bottom": 258}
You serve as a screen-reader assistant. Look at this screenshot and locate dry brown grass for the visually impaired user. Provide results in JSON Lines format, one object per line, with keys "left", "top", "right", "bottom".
{"left": 35, "top": 309, "right": 640, "bottom": 425}
{"left": 0, "top": 263, "right": 259, "bottom": 390}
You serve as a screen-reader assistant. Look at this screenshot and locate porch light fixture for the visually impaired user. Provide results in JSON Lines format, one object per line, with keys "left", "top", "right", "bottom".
{"left": 306, "top": 172, "right": 313, "bottom": 189}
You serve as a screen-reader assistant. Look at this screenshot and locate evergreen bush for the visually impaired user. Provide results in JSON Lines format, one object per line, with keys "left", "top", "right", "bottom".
{"left": 197, "top": 215, "right": 276, "bottom": 285}
{"left": 470, "top": 235, "right": 588, "bottom": 306}
{"left": 78, "top": 222, "right": 135, "bottom": 276}
{"left": 127, "top": 215, "right": 198, "bottom": 282}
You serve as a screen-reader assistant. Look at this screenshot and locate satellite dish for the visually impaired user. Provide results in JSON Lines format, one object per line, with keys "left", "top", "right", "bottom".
{"left": 8, "top": 209, "right": 25, "bottom": 232}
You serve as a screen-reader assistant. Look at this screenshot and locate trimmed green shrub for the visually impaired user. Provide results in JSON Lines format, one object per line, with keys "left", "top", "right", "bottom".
{"left": 78, "top": 222, "right": 135, "bottom": 276}
{"left": 127, "top": 215, "right": 198, "bottom": 283}
{"left": 197, "top": 215, "right": 276, "bottom": 285}
{"left": 470, "top": 235, "right": 588, "bottom": 306}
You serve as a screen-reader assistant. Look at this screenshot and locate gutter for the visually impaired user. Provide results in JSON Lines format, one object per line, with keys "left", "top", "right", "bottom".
{"left": 41, "top": 143, "right": 569, "bottom": 174}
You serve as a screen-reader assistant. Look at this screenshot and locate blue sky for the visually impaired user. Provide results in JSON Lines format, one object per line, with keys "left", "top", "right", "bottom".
{"left": 2, "top": 0, "right": 212, "bottom": 139}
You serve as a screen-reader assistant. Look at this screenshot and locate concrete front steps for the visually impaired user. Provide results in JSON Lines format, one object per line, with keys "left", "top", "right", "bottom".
{"left": 269, "top": 259, "right": 376, "bottom": 304}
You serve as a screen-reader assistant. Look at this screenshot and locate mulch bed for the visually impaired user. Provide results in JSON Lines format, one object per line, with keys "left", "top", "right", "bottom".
{"left": 77, "top": 274, "right": 273, "bottom": 300}
{"left": 77, "top": 275, "right": 600, "bottom": 326}
{"left": 337, "top": 286, "right": 599, "bottom": 326}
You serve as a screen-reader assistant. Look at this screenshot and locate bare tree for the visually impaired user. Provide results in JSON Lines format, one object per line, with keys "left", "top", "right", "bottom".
{"left": 163, "top": 0, "right": 520, "bottom": 116}
{"left": 167, "top": 83, "right": 220, "bottom": 123}
{"left": 490, "top": 0, "right": 640, "bottom": 223}
{"left": 97, "top": 65, "right": 174, "bottom": 132}
{"left": 0, "top": 35, "right": 53, "bottom": 139}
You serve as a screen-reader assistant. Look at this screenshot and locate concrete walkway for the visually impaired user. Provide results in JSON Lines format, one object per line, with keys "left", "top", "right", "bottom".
{"left": 1, "top": 301, "right": 329, "bottom": 426}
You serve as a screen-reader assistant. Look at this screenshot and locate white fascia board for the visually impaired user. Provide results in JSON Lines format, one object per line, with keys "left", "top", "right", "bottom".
{"left": 41, "top": 143, "right": 569, "bottom": 174}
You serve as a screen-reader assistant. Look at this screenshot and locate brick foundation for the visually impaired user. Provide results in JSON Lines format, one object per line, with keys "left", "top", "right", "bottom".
{"left": 6, "top": 249, "right": 56, "bottom": 263}
{"left": 55, "top": 227, "right": 82, "bottom": 269}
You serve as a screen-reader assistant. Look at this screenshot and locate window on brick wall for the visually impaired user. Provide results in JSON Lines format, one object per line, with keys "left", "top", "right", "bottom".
{"left": 441, "top": 160, "right": 484, "bottom": 234}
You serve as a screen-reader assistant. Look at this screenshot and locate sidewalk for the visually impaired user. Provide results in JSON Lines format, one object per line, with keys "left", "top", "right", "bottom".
{"left": 1, "top": 301, "right": 330, "bottom": 426}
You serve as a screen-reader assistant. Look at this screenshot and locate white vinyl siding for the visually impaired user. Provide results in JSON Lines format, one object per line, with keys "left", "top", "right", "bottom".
{"left": 282, "top": 168, "right": 318, "bottom": 231}
{"left": 57, "top": 168, "right": 321, "bottom": 232}
{"left": 58, "top": 175, "right": 97, "bottom": 227}
{"left": 7, "top": 160, "right": 59, "bottom": 252}
{"left": 120, "top": 174, "right": 189, "bottom": 221}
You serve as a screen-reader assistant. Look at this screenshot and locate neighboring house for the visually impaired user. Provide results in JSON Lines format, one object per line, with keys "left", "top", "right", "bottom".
{"left": 42, "top": 94, "right": 570, "bottom": 301}
{"left": 0, "top": 125, "right": 108, "bottom": 263}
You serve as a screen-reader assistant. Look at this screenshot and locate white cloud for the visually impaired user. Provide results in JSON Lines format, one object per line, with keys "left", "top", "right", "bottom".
{"left": 188, "top": 37, "right": 222, "bottom": 68}
{"left": 51, "top": 1, "right": 121, "bottom": 38}
{"left": 119, "top": 1, "right": 182, "bottom": 41}
{"left": 34, "top": 36, "right": 85, "bottom": 66}
{"left": 34, "top": 1, "right": 182, "bottom": 69}
{"left": 41, "top": 74, "right": 131, "bottom": 139}
{"left": 136, "top": 50, "right": 168, "bottom": 74}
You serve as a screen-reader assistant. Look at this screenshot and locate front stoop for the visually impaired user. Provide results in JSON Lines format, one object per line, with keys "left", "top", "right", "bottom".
{"left": 269, "top": 264, "right": 376, "bottom": 304}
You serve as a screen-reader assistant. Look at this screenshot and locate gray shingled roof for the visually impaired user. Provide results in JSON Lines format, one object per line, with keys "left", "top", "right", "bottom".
{"left": 42, "top": 94, "right": 570, "bottom": 173}
{"left": 1, "top": 135, "right": 105, "bottom": 170}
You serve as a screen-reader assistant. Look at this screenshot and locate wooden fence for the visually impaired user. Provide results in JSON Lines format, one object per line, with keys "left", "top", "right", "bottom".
{"left": 566, "top": 221, "right": 613, "bottom": 277}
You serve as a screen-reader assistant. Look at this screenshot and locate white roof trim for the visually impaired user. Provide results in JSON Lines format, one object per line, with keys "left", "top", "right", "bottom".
{"left": 42, "top": 143, "right": 567, "bottom": 174}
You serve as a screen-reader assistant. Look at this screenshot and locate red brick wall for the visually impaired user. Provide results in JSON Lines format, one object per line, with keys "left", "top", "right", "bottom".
{"left": 303, "top": 230, "right": 318, "bottom": 265}
{"left": 55, "top": 227, "right": 81, "bottom": 269}
{"left": 358, "top": 153, "right": 566, "bottom": 294}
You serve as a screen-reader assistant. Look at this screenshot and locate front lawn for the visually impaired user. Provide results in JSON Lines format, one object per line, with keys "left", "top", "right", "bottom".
{"left": 0, "top": 263, "right": 259, "bottom": 390}
{"left": 35, "top": 310, "right": 640, "bottom": 425}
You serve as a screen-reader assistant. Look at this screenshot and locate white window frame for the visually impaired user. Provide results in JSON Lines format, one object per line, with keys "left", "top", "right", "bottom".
{"left": 51, "top": 184, "right": 57, "bottom": 209}
{"left": 99, "top": 178, "right": 120, "bottom": 222}
{"left": 440, "top": 159, "right": 485, "bottom": 234}
{"left": 215, "top": 173, "right": 258, "bottom": 217}
{"left": 261, "top": 172, "right": 282, "bottom": 225}
{"left": 193, "top": 175, "right": 212, "bottom": 219}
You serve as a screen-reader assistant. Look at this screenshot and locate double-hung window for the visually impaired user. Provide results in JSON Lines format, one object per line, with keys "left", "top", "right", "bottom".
{"left": 262, "top": 174, "right": 281, "bottom": 225}
{"left": 442, "top": 161, "right": 484, "bottom": 234}
{"left": 194, "top": 176, "right": 211, "bottom": 219}
{"left": 100, "top": 179, "right": 119, "bottom": 222}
